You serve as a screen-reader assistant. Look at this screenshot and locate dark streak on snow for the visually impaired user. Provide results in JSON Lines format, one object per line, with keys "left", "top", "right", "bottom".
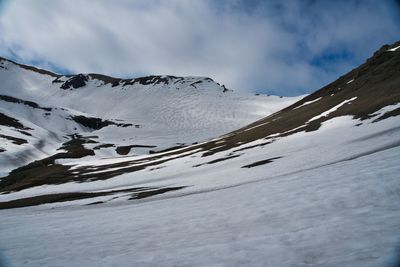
{"left": 241, "top": 157, "right": 282, "bottom": 168}
{"left": 116, "top": 144, "right": 157, "bottom": 155}
{"left": 0, "top": 134, "right": 28, "bottom": 145}
{"left": 193, "top": 154, "right": 241, "bottom": 167}
{"left": 0, "top": 112, "right": 31, "bottom": 130}
{"left": 0, "top": 95, "right": 52, "bottom": 111}
{"left": 0, "top": 186, "right": 186, "bottom": 209}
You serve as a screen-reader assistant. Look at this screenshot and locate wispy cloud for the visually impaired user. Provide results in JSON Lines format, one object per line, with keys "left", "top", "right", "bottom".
{"left": 0, "top": 0, "right": 399, "bottom": 95}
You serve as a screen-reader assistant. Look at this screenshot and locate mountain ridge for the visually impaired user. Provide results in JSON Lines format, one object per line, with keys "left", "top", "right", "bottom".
{"left": 0, "top": 56, "right": 300, "bottom": 176}
{"left": 0, "top": 56, "right": 229, "bottom": 91}
{"left": 0, "top": 40, "right": 399, "bottom": 197}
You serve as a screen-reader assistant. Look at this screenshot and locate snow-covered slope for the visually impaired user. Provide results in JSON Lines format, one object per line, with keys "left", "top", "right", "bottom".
{"left": 0, "top": 41, "right": 399, "bottom": 267}
{"left": 0, "top": 57, "right": 300, "bottom": 175}
{"left": 1, "top": 144, "right": 399, "bottom": 267}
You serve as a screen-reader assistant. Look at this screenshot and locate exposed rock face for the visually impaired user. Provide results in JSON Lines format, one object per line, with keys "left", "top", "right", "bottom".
{"left": 54, "top": 72, "right": 221, "bottom": 91}
{"left": 60, "top": 74, "right": 89, "bottom": 89}
{"left": 70, "top": 115, "right": 133, "bottom": 130}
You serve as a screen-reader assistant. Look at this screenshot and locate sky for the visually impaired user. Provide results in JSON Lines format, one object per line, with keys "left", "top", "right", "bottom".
{"left": 0, "top": 0, "right": 399, "bottom": 96}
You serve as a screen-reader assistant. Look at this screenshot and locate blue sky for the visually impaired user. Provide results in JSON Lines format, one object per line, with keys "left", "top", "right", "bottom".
{"left": 0, "top": 0, "right": 399, "bottom": 96}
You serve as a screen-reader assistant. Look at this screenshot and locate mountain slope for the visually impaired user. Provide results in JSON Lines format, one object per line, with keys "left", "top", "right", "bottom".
{"left": 1, "top": 41, "right": 398, "bottom": 196}
{"left": 0, "top": 41, "right": 399, "bottom": 267}
{"left": 0, "top": 57, "right": 300, "bottom": 175}
{"left": 1, "top": 145, "right": 398, "bottom": 267}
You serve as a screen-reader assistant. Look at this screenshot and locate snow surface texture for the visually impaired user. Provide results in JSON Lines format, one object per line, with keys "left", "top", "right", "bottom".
{"left": 1, "top": 130, "right": 399, "bottom": 267}
{"left": 0, "top": 59, "right": 301, "bottom": 175}
{"left": 1, "top": 110, "right": 400, "bottom": 266}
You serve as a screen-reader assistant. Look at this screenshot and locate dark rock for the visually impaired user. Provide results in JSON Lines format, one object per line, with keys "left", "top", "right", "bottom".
{"left": 116, "top": 144, "right": 157, "bottom": 155}
{"left": 60, "top": 74, "right": 88, "bottom": 89}
{"left": 70, "top": 115, "right": 133, "bottom": 130}
{"left": 71, "top": 115, "right": 111, "bottom": 130}
{"left": 0, "top": 134, "right": 28, "bottom": 145}
{"left": 0, "top": 95, "right": 52, "bottom": 111}
{"left": 0, "top": 112, "right": 31, "bottom": 130}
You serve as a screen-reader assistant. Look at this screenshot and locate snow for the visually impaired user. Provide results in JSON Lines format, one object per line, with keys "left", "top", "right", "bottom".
{"left": 369, "top": 102, "right": 400, "bottom": 117}
{"left": 0, "top": 99, "right": 103, "bottom": 176}
{"left": 388, "top": 45, "right": 400, "bottom": 52}
{"left": 293, "top": 97, "right": 322, "bottom": 109}
{"left": 0, "top": 61, "right": 301, "bottom": 175}
{"left": 346, "top": 79, "right": 354, "bottom": 84}
{"left": 2, "top": 113, "right": 399, "bottom": 205}
{"left": 1, "top": 57, "right": 400, "bottom": 266}
{"left": 309, "top": 97, "right": 357, "bottom": 121}
{"left": 1, "top": 108, "right": 399, "bottom": 267}
{"left": 1, "top": 144, "right": 399, "bottom": 267}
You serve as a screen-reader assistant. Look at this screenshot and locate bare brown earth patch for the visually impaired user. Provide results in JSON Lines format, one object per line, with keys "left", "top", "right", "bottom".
{"left": 373, "top": 107, "right": 400, "bottom": 122}
{"left": 0, "top": 186, "right": 185, "bottom": 209}
{"left": 149, "top": 144, "right": 185, "bottom": 154}
{"left": 0, "top": 135, "right": 199, "bottom": 193}
{"left": 195, "top": 41, "right": 400, "bottom": 157}
{"left": 0, "top": 135, "right": 96, "bottom": 192}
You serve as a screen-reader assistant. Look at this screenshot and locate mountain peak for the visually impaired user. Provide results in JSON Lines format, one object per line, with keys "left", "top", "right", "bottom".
{"left": 52, "top": 72, "right": 226, "bottom": 91}
{"left": 0, "top": 56, "right": 224, "bottom": 92}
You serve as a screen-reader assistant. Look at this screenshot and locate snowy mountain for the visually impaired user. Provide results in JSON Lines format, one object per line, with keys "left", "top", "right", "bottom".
{"left": 0, "top": 57, "right": 300, "bottom": 175}
{"left": 0, "top": 41, "right": 399, "bottom": 267}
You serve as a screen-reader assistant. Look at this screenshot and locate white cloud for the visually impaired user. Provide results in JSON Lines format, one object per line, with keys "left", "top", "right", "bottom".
{"left": 0, "top": 0, "right": 399, "bottom": 95}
